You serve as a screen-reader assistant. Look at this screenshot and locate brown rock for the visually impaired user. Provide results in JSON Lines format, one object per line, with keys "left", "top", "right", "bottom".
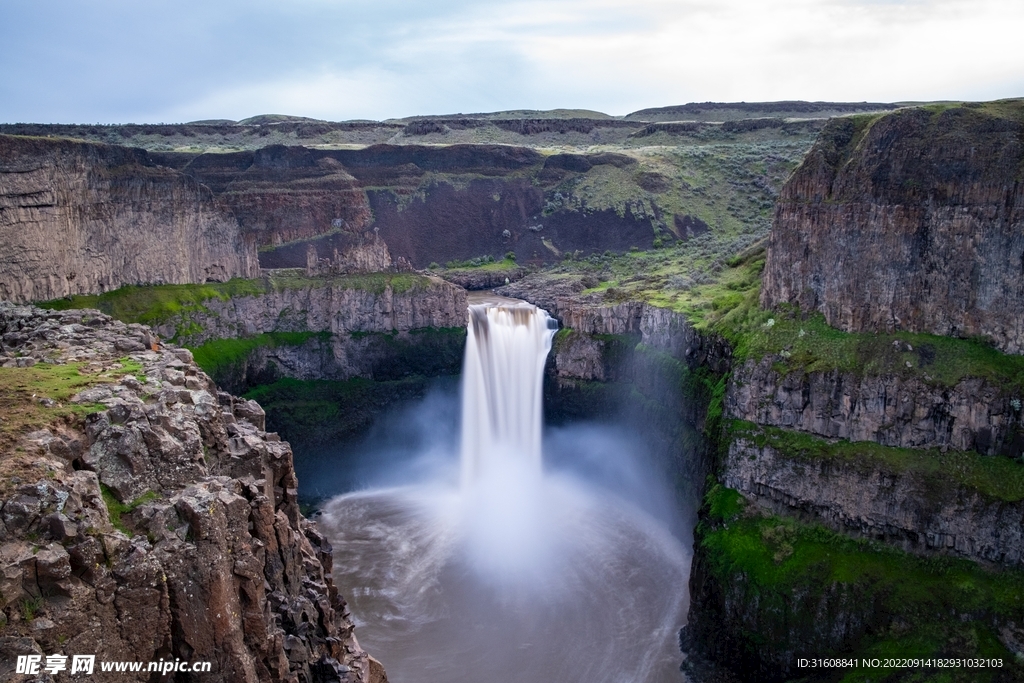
{"left": 0, "top": 135, "right": 259, "bottom": 303}
{"left": 762, "top": 105, "right": 1024, "bottom": 353}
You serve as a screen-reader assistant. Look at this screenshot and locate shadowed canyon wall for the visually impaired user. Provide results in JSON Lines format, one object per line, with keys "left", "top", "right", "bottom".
{"left": 686, "top": 102, "right": 1024, "bottom": 682}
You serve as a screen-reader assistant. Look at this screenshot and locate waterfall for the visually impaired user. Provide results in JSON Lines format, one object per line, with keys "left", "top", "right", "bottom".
{"left": 459, "top": 303, "right": 557, "bottom": 488}
{"left": 317, "top": 298, "right": 691, "bottom": 683}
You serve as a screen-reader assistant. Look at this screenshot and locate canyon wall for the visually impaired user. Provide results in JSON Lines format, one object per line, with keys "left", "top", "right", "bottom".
{"left": 0, "top": 136, "right": 259, "bottom": 305}
{"left": 155, "top": 275, "right": 467, "bottom": 347}
{"left": 761, "top": 104, "right": 1024, "bottom": 353}
{"left": 685, "top": 103, "right": 1024, "bottom": 681}
{"left": 722, "top": 433, "right": 1024, "bottom": 567}
{"left": 0, "top": 303, "right": 384, "bottom": 683}
{"left": 727, "top": 357, "right": 1024, "bottom": 457}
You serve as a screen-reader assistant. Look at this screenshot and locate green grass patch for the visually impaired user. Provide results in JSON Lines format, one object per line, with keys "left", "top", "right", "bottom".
{"left": 441, "top": 256, "right": 518, "bottom": 272}
{"left": 100, "top": 485, "right": 160, "bottom": 533}
{"left": 39, "top": 273, "right": 435, "bottom": 336}
{"left": 40, "top": 279, "right": 266, "bottom": 327}
{"left": 264, "top": 271, "right": 432, "bottom": 295}
{"left": 189, "top": 331, "right": 328, "bottom": 377}
{"left": 701, "top": 488, "right": 1024, "bottom": 677}
{"left": 730, "top": 420, "right": 1024, "bottom": 503}
{"left": 713, "top": 300, "right": 1024, "bottom": 392}
{"left": 0, "top": 360, "right": 140, "bottom": 446}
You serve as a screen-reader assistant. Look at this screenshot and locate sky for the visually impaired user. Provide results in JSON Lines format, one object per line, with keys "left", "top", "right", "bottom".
{"left": 1, "top": 0, "right": 1022, "bottom": 123}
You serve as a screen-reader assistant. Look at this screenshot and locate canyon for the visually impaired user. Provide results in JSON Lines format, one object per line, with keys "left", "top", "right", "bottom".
{"left": 2, "top": 99, "right": 1023, "bottom": 682}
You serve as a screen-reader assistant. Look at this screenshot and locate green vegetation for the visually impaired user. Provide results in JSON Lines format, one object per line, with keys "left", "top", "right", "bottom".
{"left": 730, "top": 420, "right": 1024, "bottom": 502}
{"left": 713, "top": 299, "right": 1024, "bottom": 392}
{"left": 264, "top": 271, "right": 431, "bottom": 295}
{"left": 40, "top": 278, "right": 266, "bottom": 328}
{"left": 0, "top": 359, "right": 142, "bottom": 446}
{"left": 100, "top": 485, "right": 160, "bottom": 534}
{"left": 39, "top": 272, "right": 434, "bottom": 342}
{"left": 439, "top": 255, "right": 518, "bottom": 271}
{"left": 702, "top": 487, "right": 1024, "bottom": 681}
{"left": 190, "top": 331, "right": 328, "bottom": 378}
{"left": 19, "top": 596, "right": 45, "bottom": 622}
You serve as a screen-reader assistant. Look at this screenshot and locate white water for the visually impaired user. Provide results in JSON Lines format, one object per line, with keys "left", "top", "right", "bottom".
{"left": 317, "top": 302, "right": 691, "bottom": 683}
{"left": 459, "top": 304, "right": 556, "bottom": 486}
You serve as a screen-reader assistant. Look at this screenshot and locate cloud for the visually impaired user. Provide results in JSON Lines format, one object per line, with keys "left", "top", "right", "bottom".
{"left": 0, "top": 0, "right": 1021, "bottom": 122}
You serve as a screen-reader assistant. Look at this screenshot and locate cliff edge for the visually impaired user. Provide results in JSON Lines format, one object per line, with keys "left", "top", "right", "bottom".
{"left": 0, "top": 302, "right": 384, "bottom": 683}
{"left": 762, "top": 101, "right": 1024, "bottom": 353}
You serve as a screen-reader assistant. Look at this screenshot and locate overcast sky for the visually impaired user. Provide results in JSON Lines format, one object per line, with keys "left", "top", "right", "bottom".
{"left": 1, "top": 0, "right": 1021, "bottom": 123}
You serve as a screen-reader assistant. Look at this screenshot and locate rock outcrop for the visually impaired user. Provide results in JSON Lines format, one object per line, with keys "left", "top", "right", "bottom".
{"left": 727, "top": 357, "right": 1024, "bottom": 457}
{"left": 155, "top": 274, "right": 467, "bottom": 348}
{"left": 723, "top": 435, "right": 1024, "bottom": 566}
{"left": 0, "top": 136, "right": 259, "bottom": 305}
{"left": 0, "top": 303, "right": 383, "bottom": 683}
{"left": 761, "top": 104, "right": 1024, "bottom": 353}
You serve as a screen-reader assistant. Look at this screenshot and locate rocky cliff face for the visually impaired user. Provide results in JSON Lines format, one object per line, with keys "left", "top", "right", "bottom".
{"left": 159, "top": 275, "right": 466, "bottom": 348}
{"left": 0, "top": 136, "right": 259, "bottom": 305}
{"left": 723, "top": 435, "right": 1024, "bottom": 567}
{"left": 728, "top": 357, "right": 1024, "bottom": 457}
{"left": 0, "top": 303, "right": 383, "bottom": 683}
{"left": 164, "top": 145, "right": 373, "bottom": 249}
{"left": 761, "top": 104, "right": 1024, "bottom": 353}
{"left": 685, "top": 102, "right": 1024, "bottom": 681}
{"left": 147, "top": 274, "right": 468, "bottom": 396}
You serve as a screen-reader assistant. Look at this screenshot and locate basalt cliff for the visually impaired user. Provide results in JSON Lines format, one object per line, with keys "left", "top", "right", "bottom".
{"left": 0, "top": 303, "right": 385, "bottom": 683}
{"left": 684, "top": 102, "right": 1024, "bottom": 682}
{"left": 762, "top": 104, "right": 1024, "bottom": 354}
{"left": 0, "top": 136, "right": 259, "bottom": 304}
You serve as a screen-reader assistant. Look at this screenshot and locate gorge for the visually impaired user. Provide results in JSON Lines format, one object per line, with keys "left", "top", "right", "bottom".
{"left": 2, "top": 100, "right": 1023, "bottom": 683}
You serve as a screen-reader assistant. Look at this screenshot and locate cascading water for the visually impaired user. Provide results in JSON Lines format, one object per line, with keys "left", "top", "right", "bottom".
{"left": 317, "top": 301, "right": 691, "bottom": 683}
{"left": 459, "top": 303, "right": 555, "bottom": 485}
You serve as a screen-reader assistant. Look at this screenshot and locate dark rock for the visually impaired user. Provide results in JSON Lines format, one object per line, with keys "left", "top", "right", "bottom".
{"left": 762, "top": 105, "right": 1024, "bottom": 354}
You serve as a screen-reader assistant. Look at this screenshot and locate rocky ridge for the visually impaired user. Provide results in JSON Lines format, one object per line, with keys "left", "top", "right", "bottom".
{"left": 0, "top": 303, "right": 384, "bottom": 683}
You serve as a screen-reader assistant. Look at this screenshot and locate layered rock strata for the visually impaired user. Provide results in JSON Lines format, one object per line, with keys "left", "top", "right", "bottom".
{"left": 687, "top": 103, "right": 1024, "bottom": 680}
{"left": 159, "top": 275, "right": 466, "bottom": 348}
{"left": 762, "top": 105, "right": 1024, "bottom": 353}
{"left": 0, "top": 135, "right": 259, "bottom": 304}
{"left": 727, "top": 357, "right": 1024, "bottom": 457}
{"left": 0, "top": 303, "right": 382, "bottom": 683}
{"left": 498, "top": 275, "right": 729, "bottom": 380}
{"left": 723, "top": 435, "right": 1024, "bottom": 566}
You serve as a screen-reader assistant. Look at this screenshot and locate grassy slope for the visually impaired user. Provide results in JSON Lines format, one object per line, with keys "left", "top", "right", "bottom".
{"left": 0, "top": 359, "right": 142, "bottom": 446}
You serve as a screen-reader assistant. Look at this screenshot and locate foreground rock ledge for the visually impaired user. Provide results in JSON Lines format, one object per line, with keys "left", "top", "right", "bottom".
{"left": 0, "top": 302, "right": 385, "bottom": 683}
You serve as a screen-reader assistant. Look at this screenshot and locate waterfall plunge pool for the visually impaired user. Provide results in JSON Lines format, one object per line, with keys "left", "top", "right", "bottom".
{"left": 309, "top": 303, "right": 692, "bottom": 683}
